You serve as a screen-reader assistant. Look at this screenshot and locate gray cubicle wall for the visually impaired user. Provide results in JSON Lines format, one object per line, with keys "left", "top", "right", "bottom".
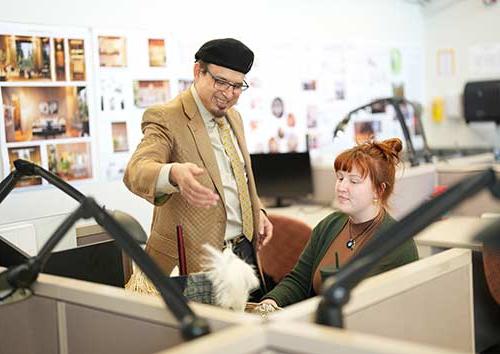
{"left": 0, "top": 295, "right": 185, "bottom": 354}
{"left": 0, "top": 271, "right": 256, "bottom": 354}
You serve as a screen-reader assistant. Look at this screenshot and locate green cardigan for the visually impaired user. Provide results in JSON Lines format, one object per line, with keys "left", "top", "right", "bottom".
{"left": 264, "top": 211, "right": 419, "bottom": 307}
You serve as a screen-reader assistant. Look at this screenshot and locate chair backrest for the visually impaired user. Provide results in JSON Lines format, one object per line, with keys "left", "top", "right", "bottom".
{"left": 259, "top": 214, "right": 312, "bottom": 285}
{"left": 483, "top": 243, "right": 500, "bottom": 304}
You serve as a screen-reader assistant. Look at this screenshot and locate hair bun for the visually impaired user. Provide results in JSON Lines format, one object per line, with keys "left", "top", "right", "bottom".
{"left": 382, "top": 138, "right": 403, "bottom": 154}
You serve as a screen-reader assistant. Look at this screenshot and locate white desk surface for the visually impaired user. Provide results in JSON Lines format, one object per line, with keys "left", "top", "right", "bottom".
{"left": 267, "top": 204, "right": 335, "bottom": 228}
{"left": 414, "top": 217, "right": 497, "bottom": 251}
{"left": 268, "top": 206, "right": 497, "bottom": 253}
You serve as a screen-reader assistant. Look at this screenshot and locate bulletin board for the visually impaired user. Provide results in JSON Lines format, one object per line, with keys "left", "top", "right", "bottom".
{"left": 0, "top": 22, "right": 96, "bottom": 188}
{"left": 237, "top": 39, "right": 425, "bottom": 163}
{"left": 0, "top": 21, "right": 426, "bottom": 188}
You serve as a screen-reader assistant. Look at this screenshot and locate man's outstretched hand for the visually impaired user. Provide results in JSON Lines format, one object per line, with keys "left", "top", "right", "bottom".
{"left": 170, "top": 162, "right": 219, "bottom": 208}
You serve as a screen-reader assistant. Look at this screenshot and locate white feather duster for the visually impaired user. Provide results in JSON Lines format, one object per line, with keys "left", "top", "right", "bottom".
{"left": 202, "top": 244, "right": 260, "bottom": 312}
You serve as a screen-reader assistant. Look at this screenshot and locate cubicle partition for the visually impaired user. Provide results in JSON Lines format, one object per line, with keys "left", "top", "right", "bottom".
{"left": 0, "top": 270, "right": 257, "bottom": 354}
{"left": 270, "top": 248, "right": 474, "bottom": 353}
{"left": 0, "top": 248, "right": 473, "bottom": 353}
{"left": 436, "top": 162, "right": 499, "bottom": 217}
{"left": 157, "top": 322, "right": 467, "bottom": 354}
{"left": 416, "top": 217, "right": 500, "bottom": 353}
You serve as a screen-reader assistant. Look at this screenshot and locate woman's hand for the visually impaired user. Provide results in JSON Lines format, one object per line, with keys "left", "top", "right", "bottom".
{"left": 253, "top": 299, "right": 279, "bottom": 317}
{"left": 259, "top": 298, "right": 278, "bottom": 308}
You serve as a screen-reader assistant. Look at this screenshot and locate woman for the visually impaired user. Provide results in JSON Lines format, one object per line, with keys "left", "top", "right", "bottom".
{"left": 261, "top": 138, "right": 419, "bottom": 307}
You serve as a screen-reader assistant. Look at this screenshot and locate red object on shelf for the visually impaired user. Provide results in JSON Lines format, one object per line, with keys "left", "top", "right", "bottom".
{"left": 431, "top": 185, "right": 448, "bottom": 198}
{"left": 176, "top": 225, "right": 187, "bottom": 275}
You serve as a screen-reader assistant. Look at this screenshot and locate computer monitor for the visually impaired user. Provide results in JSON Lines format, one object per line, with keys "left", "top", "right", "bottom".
{"left": 250, "top": 151, "right": 314, "bottom": 207}
{"left": 0, "top": 236, "right": 126, "bottom": 287}
{"left": 464, "top": 80, "right": 500, "bottom": 124}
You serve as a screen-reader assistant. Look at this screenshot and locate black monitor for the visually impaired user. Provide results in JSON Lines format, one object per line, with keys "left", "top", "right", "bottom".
{"left": 0, "top": 235, "right": 126, "bottom": 287}
{"left": 250, "top": 151, "right": 314, "bottom": 207}
{"left": 464, "top": 80, "right": 500, "bottom": 124}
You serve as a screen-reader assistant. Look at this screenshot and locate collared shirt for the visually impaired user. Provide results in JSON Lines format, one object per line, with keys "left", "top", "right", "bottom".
{"left": 155, "top": 85, "right": 245, "bottom": 240}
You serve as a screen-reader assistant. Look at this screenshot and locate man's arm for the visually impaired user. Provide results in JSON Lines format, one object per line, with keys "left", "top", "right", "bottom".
{"left": 257, "top": 209, "right": 273, "bottom": 251}
{"left": 169, "top": 162, "right": 219, "bottom": 208}
{"left": 123, "top": 108, "right": 174, "bottom": 205}
{"left": 124, "top": 107, "right": 219, "bottom": 208}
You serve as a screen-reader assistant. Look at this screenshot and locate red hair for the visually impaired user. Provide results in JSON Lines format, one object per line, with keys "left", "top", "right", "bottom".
{"left": 334, "top": 138, "right": 403, "bottom": 207}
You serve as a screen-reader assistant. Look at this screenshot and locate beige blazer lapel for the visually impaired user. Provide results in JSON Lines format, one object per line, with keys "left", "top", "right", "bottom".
{"left": 181, "top": 91, "right": 226, "bottom": 205}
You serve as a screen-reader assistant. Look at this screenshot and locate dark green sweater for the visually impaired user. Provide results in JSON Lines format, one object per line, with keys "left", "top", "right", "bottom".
{"left": 264, "top": 211, "right": 419, "bottom": 307}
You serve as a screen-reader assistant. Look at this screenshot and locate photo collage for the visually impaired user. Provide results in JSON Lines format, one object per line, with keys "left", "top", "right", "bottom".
{"left": 0, "top": 27, "right": 93, "bottom": 187}
{"left": 93, "top": 31, "right": 173, "bottom": 181}
{"left": 0, "top": 23, "right": 425, "bottom": 189}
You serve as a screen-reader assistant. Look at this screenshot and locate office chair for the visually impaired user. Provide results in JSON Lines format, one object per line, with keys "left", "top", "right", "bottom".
{"left": 259, "top": 214, "right": 312, "bottom": 290}
{"left": 483, "top": 243, "right": 500, "bottom": 304}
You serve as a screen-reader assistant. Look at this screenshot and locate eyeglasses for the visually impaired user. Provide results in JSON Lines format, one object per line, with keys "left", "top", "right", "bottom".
{"left": 205, "top": 68, "right": 249, "bottom": 93}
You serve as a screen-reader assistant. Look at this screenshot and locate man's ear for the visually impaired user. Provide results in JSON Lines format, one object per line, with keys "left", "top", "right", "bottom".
{"left": 193, "top": 62, "right": 201, "bottom": 80}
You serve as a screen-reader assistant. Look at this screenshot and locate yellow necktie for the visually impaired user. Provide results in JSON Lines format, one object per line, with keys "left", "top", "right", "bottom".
{"left": 215, "top": 117, "right": 254, "bottom": 241}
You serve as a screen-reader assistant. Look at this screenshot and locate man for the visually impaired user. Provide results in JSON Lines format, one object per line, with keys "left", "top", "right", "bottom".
{"left": 124, "top": 38, "right": 273, "bottom": 288}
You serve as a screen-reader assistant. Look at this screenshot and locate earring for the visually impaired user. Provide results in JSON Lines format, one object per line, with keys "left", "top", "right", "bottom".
{"left": 372, "top": 198, "right": 379, "bottom": 204}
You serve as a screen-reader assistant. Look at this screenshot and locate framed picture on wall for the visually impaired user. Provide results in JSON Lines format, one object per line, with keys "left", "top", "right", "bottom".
{"left": 133, "top": 80, "right": 170, "bottom": 108}
{"left": 7, "top": 146, "right": 42, "bottom": 187}
{"left": 178, "top": 79, "right": 193, "bottom": 93}
{"left": 47, "top": 142, "right": 93, "bottom": 181}
{"left": 98, "top": 36, "right": 127, "bottom": 67}
{"left": 148, "top": 38, "right": 166, "bottom": 67}
{"left": 100, "top": 76, "right": 126, "bottom": 111}
{"left": 111, "top": 121, "right": 129, "bottom": 152}
{"left": 69, "top": 39, "right": 86, "bottom": 81}
{"left": 0, "top": 34, "right": 52, "bottom": 82}
{"left": 1, "top": 86, "right": 89, "bottom": 142}
{"left": 54, "top": 38, "right": 66, "bottom": 81}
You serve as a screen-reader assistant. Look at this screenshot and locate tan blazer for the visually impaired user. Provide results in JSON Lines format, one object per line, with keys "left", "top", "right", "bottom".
{"left": 124, "top": 89, "right": 263, "bottom": 275}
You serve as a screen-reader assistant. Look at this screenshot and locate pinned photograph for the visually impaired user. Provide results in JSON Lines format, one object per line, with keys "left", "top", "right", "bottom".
{"left": 2, "top": 86, "right": 89, "bottom": 142}
{"left": 178, "top": 79, "right": 193, "bottom": 93}
{"left": 54, "top": 38, "right": 66, "bottom": 81}
{"left": 133, "top": 80, "right": 171, "bottom": 108}
{"left": 354, "top": 121, "right": 381, "bottom": 144}
{"left": 271, "top": 97, "right": 284, "bottom": 118}
{"left": 302, "top": 80, "right": 317, "bottom": 91}
{"left": 392, "top": 82, "right": 405, "bottom": 99}
{"left": 148, "top": 38, "right": 166, "bottom": 67}
{"left": 7, "top": 146, "right": 42, "bottom": 187}
{"left": 47, "top": 142, "right": 93, "bottom": 181}
{"left": 111, "top": 121, "right": 129, "bottom": 152}
{"left": 98, "top": 36, "right": 127, "bottom": 67}
{"left": 334, "top": 81, "right": 346, "bottom": 100}
{"left": 0, "top": 35, "right": 51, "bottom": 82}
{"left": 306, "top": 105, "right": 318, "bottom": 128}
{"left": 69, "top": 39, "right": 86, "bottom": 81}
{"left": 106, "top": 158, "right": 127, "bottom": 181}
{"left": 100, "top": 77, "right": 126, "bottom": 111}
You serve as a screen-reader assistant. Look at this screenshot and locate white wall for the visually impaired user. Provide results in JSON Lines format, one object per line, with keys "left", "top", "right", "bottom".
{"left": 0, "top": 0, "right": 423, "bottom": 43}
{"left": 422, "top": 0, "right": 500, "bottom": 149}
{"left": 0, "top": 0, "right": 425, "bottom": 250}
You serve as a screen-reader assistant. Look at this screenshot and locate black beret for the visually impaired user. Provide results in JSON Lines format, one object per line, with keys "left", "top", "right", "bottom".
{"left": 195, "top": 38, "right": 254, "bottom": 74}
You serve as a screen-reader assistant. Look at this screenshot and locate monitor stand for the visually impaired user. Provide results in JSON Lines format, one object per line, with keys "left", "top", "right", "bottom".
{"left": 269, "top": 197, "right": 292, "bottom": 208}
{"left": 494, "top": 123, "right": 500, "bottom": 162}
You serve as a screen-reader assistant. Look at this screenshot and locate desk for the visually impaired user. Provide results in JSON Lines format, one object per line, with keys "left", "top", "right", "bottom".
{"left": 415, "top": 217, "right": 485, "bottom": 254}
{"left": 267, "top": 204, "right": 335, "bottom": 228}
{"left": 436, "top": 162, "right": 500, "bottom": 217}
{"left": 415, "top": 217, "right": 500, "bottom": 353}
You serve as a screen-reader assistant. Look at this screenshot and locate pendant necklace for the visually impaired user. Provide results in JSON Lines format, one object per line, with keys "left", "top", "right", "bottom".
{"left": 346, "top": 216, "right": 378, "bottom": 251}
